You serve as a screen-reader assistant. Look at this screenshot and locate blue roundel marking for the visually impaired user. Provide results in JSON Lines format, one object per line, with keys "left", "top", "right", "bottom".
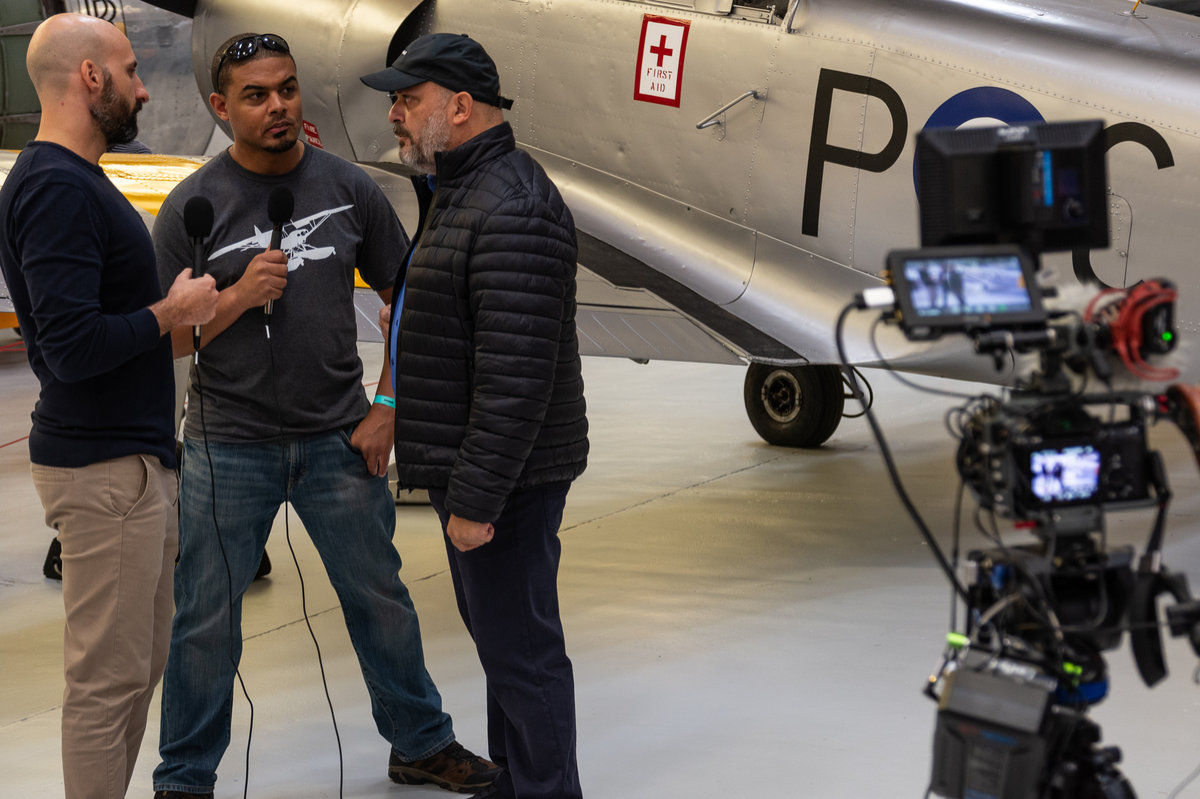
{"left": 924, "top": 87, "right": 1045, "bottom": 131}
{"left": 914, "top": 87, "right": 1046, "bottom": 191}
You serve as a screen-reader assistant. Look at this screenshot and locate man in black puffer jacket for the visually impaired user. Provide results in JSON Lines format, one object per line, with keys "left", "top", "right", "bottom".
{"left": 361, "top": 33, "right": 589, "bottom": 799}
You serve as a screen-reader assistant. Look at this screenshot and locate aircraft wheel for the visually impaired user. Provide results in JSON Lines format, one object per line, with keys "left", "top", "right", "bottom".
{"left": 743, "top": 363, "right": 845, "bottom": 448}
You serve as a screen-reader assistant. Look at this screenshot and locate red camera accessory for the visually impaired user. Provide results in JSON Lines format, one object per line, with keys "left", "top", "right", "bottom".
{"left": 1084, "top": 279, "right": 1178, "bottom": 381}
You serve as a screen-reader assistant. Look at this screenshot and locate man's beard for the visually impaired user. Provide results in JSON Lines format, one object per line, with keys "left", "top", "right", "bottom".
{"left": 90, "top": 70, "right": 140, "bottom": 148}
{"left": 395, "top": 104, "right": 452, "bottom": 174}
{"left": 263, "top": 130, "right": 299, "bottom": 154}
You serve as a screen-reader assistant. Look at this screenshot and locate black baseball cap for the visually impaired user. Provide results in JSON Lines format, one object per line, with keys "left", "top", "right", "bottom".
{"left": 359, "top": 33, "right": 513, "bottom": 110}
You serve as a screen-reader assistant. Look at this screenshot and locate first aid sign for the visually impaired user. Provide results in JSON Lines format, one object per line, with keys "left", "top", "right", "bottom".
{"left": 634, "top": 15, "right": 690, "bottom": 108}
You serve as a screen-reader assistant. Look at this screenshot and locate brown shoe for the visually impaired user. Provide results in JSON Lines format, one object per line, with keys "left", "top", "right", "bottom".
{"left": 388, "top": 740, "right": 502, "bottom": 793}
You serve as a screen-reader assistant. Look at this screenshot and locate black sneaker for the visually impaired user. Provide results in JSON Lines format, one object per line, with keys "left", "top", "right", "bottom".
{"left": 388, "top": 740, "right": 502, "bottom": 793}
{"left": 254, "top": 549, "right": 272, "bottom": 580}
{"left": 153, "top": 792, "right": 211, "bottom": 799}
{"left": 43, "top": 537, "right": 62, "bottom": 580}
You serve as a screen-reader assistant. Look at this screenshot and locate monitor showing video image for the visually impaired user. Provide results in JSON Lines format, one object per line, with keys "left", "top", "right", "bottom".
{"left": 1030, "top": 445, "right": 1101, "bottom": 505}
{"left": 903, "top": 254, "right": 1031, "bottom": 318}
{"left": 887, "top": 245, "right": 1047, "bottom": 336}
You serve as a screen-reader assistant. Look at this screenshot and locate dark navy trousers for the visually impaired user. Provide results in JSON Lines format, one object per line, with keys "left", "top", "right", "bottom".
{"left": 428, "top": 482, "right": 583, "bottom": 799}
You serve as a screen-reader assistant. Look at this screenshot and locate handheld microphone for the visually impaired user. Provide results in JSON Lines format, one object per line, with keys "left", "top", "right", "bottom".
{"left": 183, "top": 196, "right": 215, "bottom": 350}
{"left": 264, "top": 186, "right": 294, "bottom": 322}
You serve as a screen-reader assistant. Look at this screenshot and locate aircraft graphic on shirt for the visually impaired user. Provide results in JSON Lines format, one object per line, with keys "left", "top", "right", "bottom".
{"left": 209, "top": 203, "right": 354, "bottom": 272}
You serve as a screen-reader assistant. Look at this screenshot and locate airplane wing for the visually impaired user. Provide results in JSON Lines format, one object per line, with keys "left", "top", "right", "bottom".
{"left": 210, "top": 229, "right": 274, "bottom": 260}
{"left": 574, "top": 236, "right": 778, "bottom": 365}
{"left": 291, "top": 204, "right": 354, "bottom": 232}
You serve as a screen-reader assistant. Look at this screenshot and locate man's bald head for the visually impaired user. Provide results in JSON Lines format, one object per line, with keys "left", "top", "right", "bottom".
{"left": 27, "top": 13, "right": 127, "bottom": 98}
{"left": 26, "top": 13, "right": 148, "bottom": 159}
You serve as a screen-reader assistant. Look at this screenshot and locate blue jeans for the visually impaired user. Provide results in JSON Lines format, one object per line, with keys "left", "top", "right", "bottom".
{"left": 154, "top": 429, "right": 453, "bottom": 793}
{"left": 429, "top": 482, "right": 582, "bottom": 799}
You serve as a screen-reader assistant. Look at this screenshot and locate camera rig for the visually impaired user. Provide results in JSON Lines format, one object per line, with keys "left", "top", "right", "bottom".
{"left": 893, "top": 271, "right": 1200, "bottom": 798}
{"left": 846, "top": 120, "right": 1200, "bottom": 799}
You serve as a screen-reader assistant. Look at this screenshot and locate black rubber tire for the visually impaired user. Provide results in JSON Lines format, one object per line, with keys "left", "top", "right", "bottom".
{"left": 743, "top": 363, "right": 845, "bottom": 448}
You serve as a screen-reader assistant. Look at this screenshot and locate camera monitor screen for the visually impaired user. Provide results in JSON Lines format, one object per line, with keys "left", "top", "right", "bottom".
{"left": 1030, "top": 445, "right": 1101, "bottom": 505}
{"left": 916, "top": 120, "right": 1108, "bottom": 253}
{"left": 887, "top": 245, "right": 1046, "bottom": 337}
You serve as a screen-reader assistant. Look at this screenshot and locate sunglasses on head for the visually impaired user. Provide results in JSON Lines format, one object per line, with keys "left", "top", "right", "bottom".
{"left": 213, "top": 33, "right": 291, "bottom": 90}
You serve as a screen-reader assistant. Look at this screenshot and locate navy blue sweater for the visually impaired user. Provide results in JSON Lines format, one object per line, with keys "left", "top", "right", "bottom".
{"left": 0, "top": 142, "right": 176, "bottom": 469}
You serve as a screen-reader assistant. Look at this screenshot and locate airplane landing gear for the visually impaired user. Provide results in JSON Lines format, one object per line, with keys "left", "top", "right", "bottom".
{"left": 743, "top": 363, "right": 845, "bottom": 447}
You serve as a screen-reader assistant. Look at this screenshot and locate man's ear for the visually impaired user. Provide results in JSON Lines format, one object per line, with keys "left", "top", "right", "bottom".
{"left": 449, "top": 91, "right": 473, "bottom": 126}
{"left": 79, "top": 58, "right": 103, "bottom": 93}
{"left": 209, "top": 91, "right": 230, "bottom": 121}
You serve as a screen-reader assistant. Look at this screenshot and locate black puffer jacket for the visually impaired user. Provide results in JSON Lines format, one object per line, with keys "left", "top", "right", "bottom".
{"left": 392, "top": 122, "right": 588, "bottom": 522}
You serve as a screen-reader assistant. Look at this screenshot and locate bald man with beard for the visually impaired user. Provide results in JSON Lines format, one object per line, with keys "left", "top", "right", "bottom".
{"left": 0, "top": 14, "right": 217, "bottom": 799}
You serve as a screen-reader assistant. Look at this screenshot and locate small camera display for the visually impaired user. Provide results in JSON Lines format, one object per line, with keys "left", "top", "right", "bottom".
{"left": 887, "top": 245, "right": 1047, "bottom": 339}
{"left": 901, "top": 252, "right": 1033, "bottom": 318}
{"left": 1029, "top": 444, "right": 1101, "bottom": 504}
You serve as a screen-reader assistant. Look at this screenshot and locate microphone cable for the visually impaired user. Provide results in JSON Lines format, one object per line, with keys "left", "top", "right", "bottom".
{"left": 184, "top": 196, "right": 255, "bottom": 798}
{"left": 191, "top": 347, "right": 256, "bottom": 799}
{"left": 262, "top": 279, "right": 346, "bottom": 798}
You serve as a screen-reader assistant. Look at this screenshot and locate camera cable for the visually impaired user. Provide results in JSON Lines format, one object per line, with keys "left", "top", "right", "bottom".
{"left": 1167, "top": 762, "right": 1200, "bottom": 799}
{"left": 839, "top": 365, "right": 874, "bottom": 420}
{"left": 867, "top": 316, "right": 981, "bottom": 402}
{"left": 835, "top": 301, "right": 968, "bottom": 600}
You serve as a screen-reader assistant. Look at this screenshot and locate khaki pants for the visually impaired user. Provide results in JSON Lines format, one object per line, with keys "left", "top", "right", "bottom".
{"left": 32, "top": 455, "right": 179, "bottom": 799}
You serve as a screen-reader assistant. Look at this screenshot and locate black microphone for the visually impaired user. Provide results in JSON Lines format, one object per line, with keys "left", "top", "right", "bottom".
{"left": 183, "top": 196, "right": 214, "bottom": 349}
{"left": 264, "top": 186, "right": 294, "bottom": 322}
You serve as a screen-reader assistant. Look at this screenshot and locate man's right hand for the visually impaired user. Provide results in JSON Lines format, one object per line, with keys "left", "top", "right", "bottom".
{"left": 234, "top": 250, "right": 289, "bottom": 309}
{"left": 152, "top": 268, "right": 219, "bottom": 334}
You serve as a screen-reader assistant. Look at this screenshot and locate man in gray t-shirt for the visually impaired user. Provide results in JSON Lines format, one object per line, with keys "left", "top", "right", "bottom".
{"left": 156, "top": 144, "right": 396, "bottom": 444}
{"left": 150, "top": 33, "right": 500, "bottom": 799}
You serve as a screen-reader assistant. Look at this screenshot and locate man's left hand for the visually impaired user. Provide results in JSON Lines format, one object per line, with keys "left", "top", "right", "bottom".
{"left": 351, "top": 402, "right": 395, "bottom": 477}
{"left": 447, "top": 514, "right": 495, "bottom": 552}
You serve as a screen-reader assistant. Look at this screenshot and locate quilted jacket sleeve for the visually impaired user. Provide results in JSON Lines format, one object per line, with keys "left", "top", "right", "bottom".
{"left": 444, "top": 187, "right": 578, "bottom": 521}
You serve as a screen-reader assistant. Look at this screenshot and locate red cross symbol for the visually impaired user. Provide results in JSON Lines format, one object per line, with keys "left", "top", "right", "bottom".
{"left": 650, "top": 34, "right": 674, "bottom": 67}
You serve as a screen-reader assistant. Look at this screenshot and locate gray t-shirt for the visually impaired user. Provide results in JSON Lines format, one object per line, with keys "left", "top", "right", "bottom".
{"left": 155, "top": 146, "right": 406, "bottom": 442}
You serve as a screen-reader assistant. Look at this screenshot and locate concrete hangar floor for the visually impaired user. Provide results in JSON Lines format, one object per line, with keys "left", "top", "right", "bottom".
{"left": 2, "top": 327, "right": 1199, "bottom": 798}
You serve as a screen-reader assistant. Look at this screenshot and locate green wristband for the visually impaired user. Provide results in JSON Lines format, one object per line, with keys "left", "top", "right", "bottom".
{"left": 373, "top": 394, "right": 396, "bottom": 408}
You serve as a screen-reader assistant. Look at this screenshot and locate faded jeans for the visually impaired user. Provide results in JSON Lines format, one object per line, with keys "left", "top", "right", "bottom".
{"left": 153, "top": 429, "right": 452, "bottom": 793}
